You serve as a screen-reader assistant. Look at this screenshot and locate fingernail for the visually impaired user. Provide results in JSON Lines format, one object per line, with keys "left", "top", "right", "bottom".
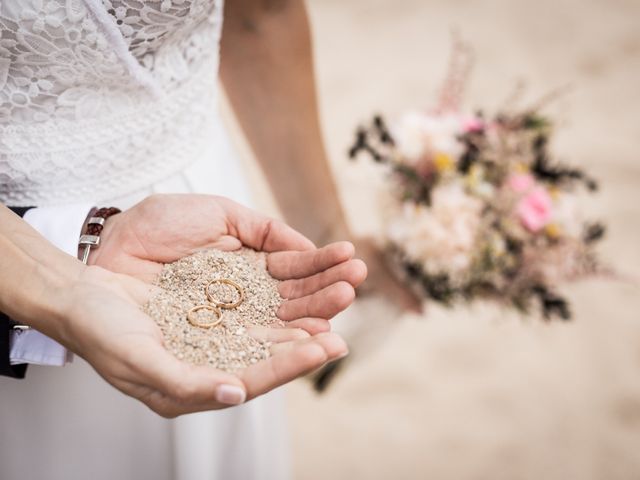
{"left": 336, "top": 350, "right": 349, "bottom": 360}
{"left": 216, "top": 385, "right": 246, "bottom": 405}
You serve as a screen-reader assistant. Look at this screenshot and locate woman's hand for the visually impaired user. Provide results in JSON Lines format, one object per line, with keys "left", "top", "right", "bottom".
{"left": 91, "top": 194, "right": 368, "bottom": 333}
{"left": 62, "top": 265, "right": 348, "bottom": 418}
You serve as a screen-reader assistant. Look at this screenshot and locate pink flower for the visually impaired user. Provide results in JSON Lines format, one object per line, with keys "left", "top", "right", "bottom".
{"left": 461, "top": 116, "right": 484, "bottom": 133}
{"left": 517, "top": 187, "right": 552, "bottom": 232}
{"left": 507, "top": 173, "right": 535, "bottom": 193}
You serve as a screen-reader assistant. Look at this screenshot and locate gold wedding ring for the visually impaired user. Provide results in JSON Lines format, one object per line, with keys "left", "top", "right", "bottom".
{"left": 186, "top": 278, "right": 244, "bottom": 329}
{"left": 205, "top": 279, "right": 245, "bottom": 309}
{"left": 187, "top": 304, "right": 223, "bottom": 329}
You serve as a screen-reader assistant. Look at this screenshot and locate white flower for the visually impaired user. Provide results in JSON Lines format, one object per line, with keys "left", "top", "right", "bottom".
{"left": 20, "top": 0, "right": 63, "bottom": 32}
{"left": 13, "top": 66, "right": 54, "bottom": 97}
{"left": 387, "top": 182, "right": 483, "bottom": 280}
{"left": 393, "top": 112, "right": 429, "bottom": 161}
{"left": 392, "top": 111, "right": 465, "bottom": 166}
{"left": 549, "top": 193, "right": 582, "bottom": 238}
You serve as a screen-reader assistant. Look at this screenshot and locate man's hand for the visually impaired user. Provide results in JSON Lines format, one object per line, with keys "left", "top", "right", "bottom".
{"left": 62, "top": 265, "right": 349, "bottom": 418}
{"left": 91, "top": 194, "right": 367, "bottom": 332}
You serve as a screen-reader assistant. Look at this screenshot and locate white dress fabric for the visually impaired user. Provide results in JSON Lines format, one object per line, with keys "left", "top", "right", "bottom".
{"left": 0, "top": 1, "right": 291, "bottom": 479}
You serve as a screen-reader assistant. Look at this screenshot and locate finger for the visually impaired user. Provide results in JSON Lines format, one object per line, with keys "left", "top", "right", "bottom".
{"left": 267, "top": 332, "right": 346, "bottom": 359}
{"left": 126, "top": 340, "right": 245, "bottom": 407}
{"left": 278, "top": 259, "right": 367, "bottom": 300}
{"left": 218, "top": 197, "right": 315, "bottom": 252}
{"left": 267, "top": 241, "right": 355, "bottom": 280}
{"left": 139, "top": 331, "right": 336, "bottom": 416}
{"left": 141, "top": 385, "right": 246, "bottom": 418}
{"left": 239, "top": 332, "right": 348, "bottom": 400}
{"left": 284, "top": 317, "right": 331, "bottom": 335}
{"left": 277, "top": 281, "right": 355, "bottom": 321}
{"left": 247, "top": 326, "right": 310, "bottom": 343}
{"left": 210, "top": 235, "right": 242, "bottom": 252}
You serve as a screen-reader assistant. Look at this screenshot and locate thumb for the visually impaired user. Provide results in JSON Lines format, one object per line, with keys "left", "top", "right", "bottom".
{"left": 129, "top": 340, "right": 247, "bottom": 407}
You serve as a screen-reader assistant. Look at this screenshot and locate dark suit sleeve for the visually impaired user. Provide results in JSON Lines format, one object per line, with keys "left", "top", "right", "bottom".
{"left": 1, "top": 206, "right": 35, "bottom": 378}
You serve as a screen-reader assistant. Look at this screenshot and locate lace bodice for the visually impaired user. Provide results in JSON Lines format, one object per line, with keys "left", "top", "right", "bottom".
{"left": 0, "top": 0, "right": 224, "bottom": 205}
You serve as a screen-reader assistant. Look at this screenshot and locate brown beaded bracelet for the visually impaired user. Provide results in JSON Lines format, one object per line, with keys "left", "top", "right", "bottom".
{"left": 78, "top": 207, "right": 121, "bottom": 264}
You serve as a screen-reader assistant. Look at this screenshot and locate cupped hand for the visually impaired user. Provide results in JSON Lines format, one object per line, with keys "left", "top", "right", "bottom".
{"left": 63, "top": 265, "right": 349, "bottom": 418}
{"left": 91, "top": 195, "right": 367, "bottom": 332}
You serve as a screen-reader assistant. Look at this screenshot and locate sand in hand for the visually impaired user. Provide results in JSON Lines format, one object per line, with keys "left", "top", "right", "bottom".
{"left": 143, "top": 248, "right": 284, "bottom": 372}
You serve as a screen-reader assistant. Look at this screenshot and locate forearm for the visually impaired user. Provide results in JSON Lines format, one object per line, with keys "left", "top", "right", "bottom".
{"left": 220, "top": 0, "right": 350, "bottom": 243}
{"left": 0, "top": 205, "right": 82, "bottom": 337}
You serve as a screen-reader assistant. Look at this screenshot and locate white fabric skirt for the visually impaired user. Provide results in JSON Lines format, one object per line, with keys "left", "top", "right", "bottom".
{"left": 0, "top": 116, "right": 291, "bottom": 480}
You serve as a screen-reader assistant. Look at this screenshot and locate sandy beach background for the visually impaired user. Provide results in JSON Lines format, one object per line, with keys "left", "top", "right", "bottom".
{"left": 227, "top": 0, "right": 640, "bottom": 478}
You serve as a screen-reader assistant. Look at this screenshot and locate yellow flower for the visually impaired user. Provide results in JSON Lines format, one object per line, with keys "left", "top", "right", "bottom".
{"left": 514, "top": 163, "right": 529, "bottom": 173}
{"left": 434, "top": 152, "right": 454, "bottom": 173}
{"left": 548, "top": 186, "right": 561, "bottom": 200}
{"left": 545, "top": 223, "right": 562, "bottom": 239}
{"left": 465, "top": 164, "right": 483, "bottom": 189}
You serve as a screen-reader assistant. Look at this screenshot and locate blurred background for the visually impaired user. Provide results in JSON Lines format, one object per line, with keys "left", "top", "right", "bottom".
{"left": 224, "top": 0, "right": 640, "bottom": 478}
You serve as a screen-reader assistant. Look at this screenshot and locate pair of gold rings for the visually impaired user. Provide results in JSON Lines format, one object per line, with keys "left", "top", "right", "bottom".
{"left": 187, "top": 279, "right": 245, "bottom": 329}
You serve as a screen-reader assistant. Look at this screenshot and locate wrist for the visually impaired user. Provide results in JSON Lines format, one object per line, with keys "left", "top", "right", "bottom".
{"left": 4, "top": 251, "right": 86, "bottom": 342}
{"left": 52, "top": 264, "right": 107, "bottom": 353}
{"left": 0, "top": 204, "right": 87, "bottom": 344}
{"left": 42, "top": 261, "right": 87, "bottom": 343}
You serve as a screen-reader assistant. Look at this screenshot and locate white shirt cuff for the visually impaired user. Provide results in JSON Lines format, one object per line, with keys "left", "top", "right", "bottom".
{"left": 9, "top": 204, "right": 93, "bottom": 366}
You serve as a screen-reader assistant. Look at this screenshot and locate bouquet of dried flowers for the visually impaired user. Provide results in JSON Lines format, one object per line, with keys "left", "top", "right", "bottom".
{"left": 349, "top": 41, "right": 606, "bottom": 320}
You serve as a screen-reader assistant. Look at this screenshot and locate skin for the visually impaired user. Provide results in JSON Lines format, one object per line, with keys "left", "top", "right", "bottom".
{"left": 91, "top": 194, "right": 367, "bottom": 331}
{"left": 220, "top": 0, "right": 420, "bottom": 311}
{"left": 0, "top": 197, "right": 366, "bottom": 417}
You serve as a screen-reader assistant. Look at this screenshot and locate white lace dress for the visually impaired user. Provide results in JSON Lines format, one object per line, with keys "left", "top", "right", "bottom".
{"left": 0, "top": 1, "right": 290, "bottom": 479}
